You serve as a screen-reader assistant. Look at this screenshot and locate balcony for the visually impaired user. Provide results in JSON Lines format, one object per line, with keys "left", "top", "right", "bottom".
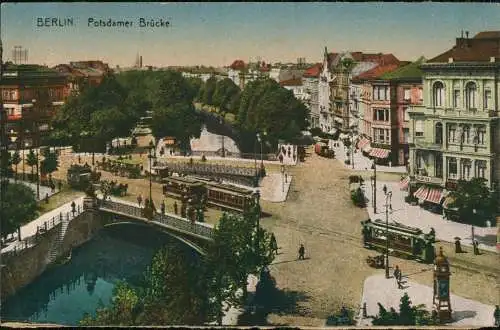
{"left": 414, "top": 174, "right": 444, "bottom": 185}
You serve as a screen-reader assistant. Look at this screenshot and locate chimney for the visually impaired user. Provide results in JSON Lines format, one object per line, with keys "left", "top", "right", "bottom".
{"left": 139, "top": 56, "right": 143, "bottom": 68}
{"left": 461, "top": 30, "right": 464, "bottom": 38}
{"left": 448, "top": 58, "right": 453, "bottom": 63}
{"left": 465, "top": 31, "right": 469, "bottom": 39}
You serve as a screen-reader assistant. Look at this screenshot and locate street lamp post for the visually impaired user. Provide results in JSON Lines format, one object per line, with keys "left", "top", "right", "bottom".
{"left": 219, "top": 116, "right": 225, "bottom": 158}
{"left": 10, "top": 136, "right": 18, "bottom": 182}
{"left": 35, "top": 148, "right": 40, "bottom": 200}
{"left": 254, "top": 190, "right": 261, "bottom": 264}
{"left": 148, "top": 141, "right": 156, "bottom": 207}
{"left": 351, "top": 134, "right": 355, "bottom": 169}
{"left": 281, "top": 164, "right": 285, "bottom": 193}
{"left": 385, "top": 191, "right": 392, "bottom": 279}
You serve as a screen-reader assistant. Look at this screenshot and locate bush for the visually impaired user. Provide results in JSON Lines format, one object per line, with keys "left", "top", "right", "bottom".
{"left": 345, "top": 159, "right": 351, "bottom": 165}
{"left": 351, "top": 188, "right": 366, "bottom": 207}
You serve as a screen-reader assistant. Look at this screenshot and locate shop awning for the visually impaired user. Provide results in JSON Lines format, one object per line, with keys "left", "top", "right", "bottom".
{"left": 426, "top": 187, "right": 443, "bottom": 204}
{"left": 399, "top": 176, "right": 410, "bottom": 191}
{"left": 357, "top": 138, "right": 370, "bottom": 150}
{"left": 369, "top": 148, "right": 390, "bottom": 159}
{"left": 413, "top": 186, "right": 429, "bottom": 200}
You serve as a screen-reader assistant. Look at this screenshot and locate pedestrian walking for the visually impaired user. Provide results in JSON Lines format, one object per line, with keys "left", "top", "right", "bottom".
{"left": 45, "top": 193, "right": 49, "bottom": 204}
{"left": 137, "top": 194, "right": 143, "bottom": 207}
{"left": 58, "top": 180, "right": 62, "bottom": 191}
{"left": 270, "top": 233, "right": 278, "bottom": 254}
{"left": 160, "top": 200, "right": 165, "bottom": 215}
{"left": 285, "top": 173, "right": 288, "bottom": 183}
{"left": 298, "top": 244, "right": 305, "bottom": 260}
{"left": 494, "top": 305, "right": 500, "bottom": 327}
{"left": 71, "top": 201, "right": 76, "bottom": 216}
{"left": 393, "top": 265, "right": 403, "bottom": 289}
{"left": 473, "top": 240, "right": 480, "bottom": 255}
{"left": 78, "top": 155, "right": 81, "bottom": 163}
{"left": 173, "top": 201, "right": 178, "bottom": 215}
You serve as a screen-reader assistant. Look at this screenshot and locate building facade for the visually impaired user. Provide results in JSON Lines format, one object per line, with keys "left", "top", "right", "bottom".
{"left": 302, "top": 63, "right": 321, "bottom": 128}
{"left": 227, "top": 60, "right": 270, "bottom": 89}
{"left": 318, "top": 48, "right": 336, "bottom": 133}
{"left": 1, "top": 64, "right": 69, "bottom": 148}
{"left": 408, "top": 31, "right": 500, "bottom": 203}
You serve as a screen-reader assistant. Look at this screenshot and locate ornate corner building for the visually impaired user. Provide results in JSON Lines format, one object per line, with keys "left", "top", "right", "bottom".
{"left": 408, "top": 31, "right": 500, "bottom": 201}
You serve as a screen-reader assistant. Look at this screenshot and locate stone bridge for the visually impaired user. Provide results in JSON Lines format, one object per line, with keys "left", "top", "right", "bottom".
{"left": 98, "top": 199, "right": 214, "bottom": 255}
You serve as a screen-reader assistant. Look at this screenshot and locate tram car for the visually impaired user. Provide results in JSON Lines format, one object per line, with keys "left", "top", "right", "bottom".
{"left": 162, "top": 176, "right": 206, "bottom": 201}
{"left": 205, "top": 181, "right": 256, "bottom": 213}
{"left": 361, "top": 219, "right": 435, "bottom": 263}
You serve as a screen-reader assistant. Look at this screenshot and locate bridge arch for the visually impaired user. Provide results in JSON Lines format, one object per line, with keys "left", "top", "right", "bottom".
{"left": 103, "top": 221, "right": 208, "bottom": 255}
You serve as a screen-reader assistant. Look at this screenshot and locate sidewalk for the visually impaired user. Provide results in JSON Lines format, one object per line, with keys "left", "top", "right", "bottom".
{"left": 330, "top": 139, "right": 406, "bottom": 174}
{"left": 361, "top": 180, "right": 497, "bottom": 252}
{"left": 258, "top": 173, "right": 293, "bottom": 203}
{"left": 357, "top": 274, "right": 496, "bottom": 327}
{"left": 1, "top": 196, "right": 85, "bottom": 253}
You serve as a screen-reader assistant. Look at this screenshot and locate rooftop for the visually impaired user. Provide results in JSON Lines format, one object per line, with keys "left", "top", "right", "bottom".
{"left": 352, "top": 63, "right": 400, "bottom": 82}
{"left": 380, "top": 56, "right": 426, "bottom": 81}
{"left": 280, "top": 78, "right": 303, "bottom": 87}
{"left": 303, "top": 63, "right": 322, "bottom": 78}
{"left": 427, "top": 30, "right": 500, "bottom": 63}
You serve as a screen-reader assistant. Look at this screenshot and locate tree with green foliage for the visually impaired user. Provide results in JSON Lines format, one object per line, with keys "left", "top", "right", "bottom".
{"left": 150, "top": 71, "right": 202, "bottom": 153}
{"left": 11, "top": 151, "right": 21, "bottom": 182}
{"left": 372, "top": 293, "right": 435, "bottom": 326}
{"left": 40, "top": 149, "right": 59, "bottom": 176}
{"left": 0, "top": 152, "right": 12, "bottom": 178}
{"left": 213, "top": 78, "right": 241, "bottom": 114}
{"left": 26, "top": 149, "right": 38, "bottom": 182}
{"left": 202, "top": 76, "right": 217, "bottom": 106}
{"left": 448, "top": 177, "right": 497, "bottom": 226}
{"left": 186, "top": 77, "right": 204, "bottom": 102}
{"left": 0, "top": 182, "right": 38, "bottom": 240}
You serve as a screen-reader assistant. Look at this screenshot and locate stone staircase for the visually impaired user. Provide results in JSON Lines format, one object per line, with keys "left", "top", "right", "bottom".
{"left": 47, "top": 215, "right": 70, "bottom": 264}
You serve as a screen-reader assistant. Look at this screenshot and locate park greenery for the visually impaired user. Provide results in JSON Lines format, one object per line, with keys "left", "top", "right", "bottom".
{"left": 0, "top": 182, "right": 38, "bottom": 241}
{"left": 11, "top": 151, "right": 21, "bottom": 181}
{"left": 26, "top": 149, "right": 38, "bottom": 181}
{"left": 80, "top": 208, "right": 276, "bottom": 326}
{"left": 372, "top": 293, "right": 435, "bottom": 326}
{"left": 448, "top": 177, "right": 498, "bottom": 226}
{"left": 40, "top": 149, "right": 59, "bottom": 176}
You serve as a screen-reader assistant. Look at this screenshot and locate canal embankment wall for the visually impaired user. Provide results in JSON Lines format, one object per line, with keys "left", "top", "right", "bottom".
{"left": 1, "top": 207, "right": 104, "bottom": 302}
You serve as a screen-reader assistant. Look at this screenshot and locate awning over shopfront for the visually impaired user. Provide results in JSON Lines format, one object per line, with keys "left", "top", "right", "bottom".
{"left": 426, "top": 187, "right": 443, "bottom": 204}
{"left": 399, "top": 176, "right": 410, "bottom": 191}
{"left": 413, "top": 186, "right": 429, "bottom": 200}
{"left": 357, "top": 138, "right": 370, "bottom": 150}
{"left": 369, "top": 148, "right": 390, "bottom": 159}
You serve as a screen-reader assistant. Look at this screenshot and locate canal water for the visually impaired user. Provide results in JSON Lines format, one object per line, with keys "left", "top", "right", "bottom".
{"left": 1, "top": 224, "right": 192, "bottom": 325}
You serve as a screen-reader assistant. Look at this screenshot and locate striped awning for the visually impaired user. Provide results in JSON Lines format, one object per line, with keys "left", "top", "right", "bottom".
{"left": 399, "top": 176, "right": 410, "bottom": 191}
{"left": 369, "top": 148, "right": 390, "bottom": 159}
{"left": 413, "top": 186, "right": 429, "bottom": 200}
{"left": 426, "top": 187, "right": 443, "bottom": 204}
{"left": 357, "top": 138, "right": 370, "bottom": 150}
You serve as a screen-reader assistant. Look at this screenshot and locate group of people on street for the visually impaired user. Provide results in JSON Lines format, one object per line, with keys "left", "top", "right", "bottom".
{"left": 137, "top": 193, "right": 179, "bottom": 216}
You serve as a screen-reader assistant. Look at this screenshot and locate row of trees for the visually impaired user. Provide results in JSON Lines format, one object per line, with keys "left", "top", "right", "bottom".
{"left": 2, "top": 149, "right": 59, "bottom": 182}
{"left": 1, "top": 182, "right": 38, "bottom": 241}
{"left": 80, "top": 210, "right": 276, "bottom": 326}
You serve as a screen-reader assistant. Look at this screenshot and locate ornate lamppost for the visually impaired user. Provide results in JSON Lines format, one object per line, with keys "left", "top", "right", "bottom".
{"left": 433, "top": 246, "right": 452, "bottom": 323}
{"left": 148, "top": 140, "right": 156, "bottom": 210}
{"left": 373, "top": 159, "right": 377, "bottom": 214}
{"left": 253, "top": 190, "right": 261, "bottom": 263}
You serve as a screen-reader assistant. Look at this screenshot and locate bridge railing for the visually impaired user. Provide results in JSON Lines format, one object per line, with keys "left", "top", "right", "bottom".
{"left": 154, "top": 161, "right": 258, "bottom": 177}
{"left": 100, "top": 200, "right": 214, "bottom": 240}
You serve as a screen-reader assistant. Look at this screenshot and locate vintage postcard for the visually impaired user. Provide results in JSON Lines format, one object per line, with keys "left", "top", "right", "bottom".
{"left": 1, "top": 2, "right": 499, "bottom": 328}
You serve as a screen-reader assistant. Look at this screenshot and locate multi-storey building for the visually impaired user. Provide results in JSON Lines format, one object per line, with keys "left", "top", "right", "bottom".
{"left": 351, "top": 63, "right": 401, "bottom": 164}
{"left": 227, "top": 60, "right": 270, "bottom": 89}
{"left": 302, "top": 63, "right": 321, "bottom": 128}
{"left": 408, "top": 31, "right": 500, "bottom": 206}
{"left": 54, "top": 60, "right": 110, "bottom": 93}
{"left": 1, "top": 64, "right": 69, "bottom": 148}
{"left": 318, "top": 48, "right": 337, "bottom": 133}
{"left": 328, "top": 51, "right": 400, "bottom": 135}
{"left": 380, "top": 57, "right": 425, "bottom": 165}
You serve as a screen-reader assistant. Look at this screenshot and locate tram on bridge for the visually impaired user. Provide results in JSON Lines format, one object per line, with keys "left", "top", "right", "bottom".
{"left": 162, "top": 176, "right": 256, "bottom": 213}
{"left": 361, "top": 219, "right": 435, "bottom": 263}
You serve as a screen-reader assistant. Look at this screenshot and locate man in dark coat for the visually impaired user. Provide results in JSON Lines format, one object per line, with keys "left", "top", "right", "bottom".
{"left": 298, "top": 244, "right": 305, "bottom": 260}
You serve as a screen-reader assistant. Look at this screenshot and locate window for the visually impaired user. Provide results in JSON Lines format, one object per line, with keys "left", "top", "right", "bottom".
{"left": 404, "top": 88, "right": 411, "bottom": 101}
{"left": 461, "top": 159, "right": 472, "bottom": 180}
{"left": 476, "top": 160, "right": 486, "bottom": 178}
{"left": 403, "top": 107, "right": 410, "bottom": 121}
{"left": 415, "top": 120, "right": 424, "bottom": 137}
{"left": 378, "top": 129, "right": 385, "bottom": 142}
{"left": 477, "top": 127, "right": 486, "bottom": 145}
{"left": 403, "top": 128, "right": 409, "bottom": 143}
{"left": 418, "top": 88, "right": 423, "bottom": 101}
{"left": 448, "top": 158, "right": 458, "bottom": 178}
{"left": 448, "top": 125, "right": 456, "bottom": 143}
{"left": 484, "top": 89, "right": 491, "bottom": 109}
{"left": 416, "top": 152, "right": 422, "bottom": 169}
{"left": 465, "top": 82, "right": 476, "bottom": 109}
{"left": 373, "top": 86, "right": 389, "bottom": 101}
{"left": 453, "top": 90, "right": 460, "bottom": 108}
{"left": 435, "top": 123, "right": 443, "bottom": 144}
{"left": 433, "top": 82, "right": 445, "bottom": 107}
{"left": 461, "top": 125, "right": 470, "bottom": 144}
{"left": 435, "top": 155, "right": 443, "bottom": 178}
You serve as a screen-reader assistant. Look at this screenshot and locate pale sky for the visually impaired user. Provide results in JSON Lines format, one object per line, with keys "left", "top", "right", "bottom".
{"left": 2, "top": 2, "right": 500, "bottom": 68}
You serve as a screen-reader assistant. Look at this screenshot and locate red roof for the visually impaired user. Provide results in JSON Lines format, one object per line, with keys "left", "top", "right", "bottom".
{"left": 229, "top": 60, "right": 246, "bottom": 70}
{"left": 349, "top": 52, "right": 399, "bottom": 65}
{"left": 280, "top": 78, "right": 303, "bottom": 87}
{"left": 428, "top": 31, "right": 500, "bottom": 63}
{"left": 353, "top": 64, "right": 400, "bottom": 81}
{"left": 303, "top": 63, "right": 322, "bottom": 78}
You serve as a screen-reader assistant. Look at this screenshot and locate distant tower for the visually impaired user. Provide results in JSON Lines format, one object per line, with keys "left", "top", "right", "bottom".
{"left": 135, "top": 53, "right": 140, "bottom": 68}
{"left": 12, "top": 46, "right": 28, "bottom": 65}
{"left": 139, "top": 56, "right": 143, "bottom": 68}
